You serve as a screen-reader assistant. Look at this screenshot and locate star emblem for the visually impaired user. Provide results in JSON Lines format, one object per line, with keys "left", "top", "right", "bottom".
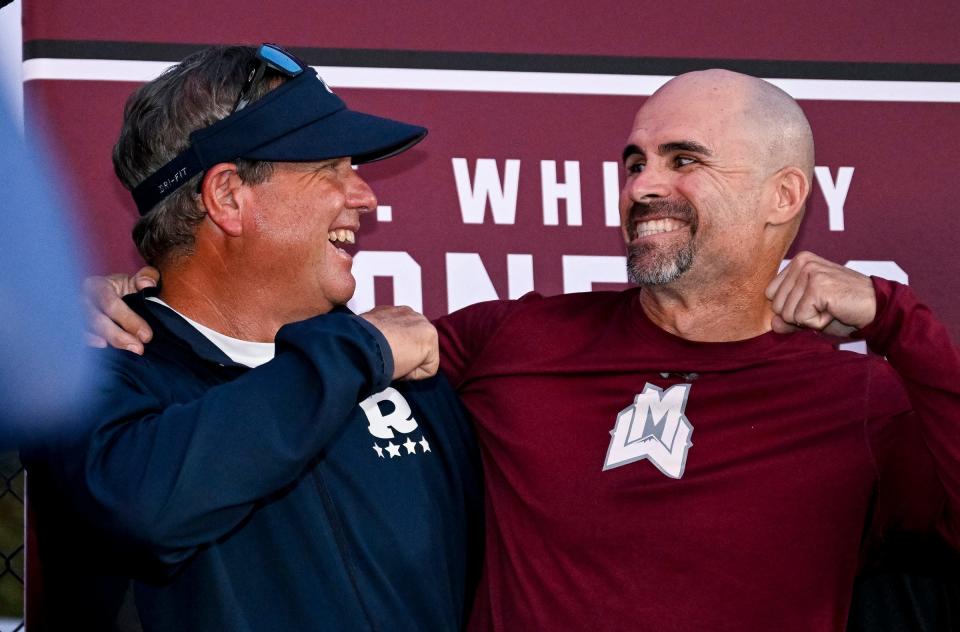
{"left": 403, "top": 437, "right": 417, "bottom": 455}
{"left": 418, "top": 436, "right": 431, "bottom": 453}
{"left": 372, "top": 443, "right": 384, "bottom": 458}
{"left": 385, "top": 442, "right": 401, "bottom": 458}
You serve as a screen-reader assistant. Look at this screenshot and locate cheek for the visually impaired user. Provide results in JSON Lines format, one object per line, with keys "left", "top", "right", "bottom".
{"left": 253, "top": 207, "right": 301, "bottom": 243}
{"left": 618, "top": 180, "right": 633, "bottom": 217}
{"left": 257, "top": 199, "right": 337, "bottom": 247}
{"left": 618, "top": 177, "right": 642, "bottom": 237}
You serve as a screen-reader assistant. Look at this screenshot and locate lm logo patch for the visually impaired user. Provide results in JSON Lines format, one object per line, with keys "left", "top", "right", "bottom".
{"left": 359, "top": 387, "right": 432, "bottom": 459}
{"left": 603, "top": 383, "right": 693, "bottom": 478}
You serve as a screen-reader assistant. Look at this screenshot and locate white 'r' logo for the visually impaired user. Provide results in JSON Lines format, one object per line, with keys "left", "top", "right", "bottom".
{"left": 359, "top": 387, "right": 419, "bottom": 439}
{"left": 602, "top": 383, "right": 694, "bottom": 478}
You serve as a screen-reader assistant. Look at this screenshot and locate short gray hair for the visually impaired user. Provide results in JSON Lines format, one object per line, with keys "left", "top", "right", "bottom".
{"left": 113, "top": 45, "right": 280, "bottom": 266}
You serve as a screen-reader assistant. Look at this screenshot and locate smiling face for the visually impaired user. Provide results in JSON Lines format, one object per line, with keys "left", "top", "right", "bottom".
{"left": 619, "top": 71, "right": 777, "bottom": 289}
{"left": 243, "top": 157, "right": 375, "bottom": 318}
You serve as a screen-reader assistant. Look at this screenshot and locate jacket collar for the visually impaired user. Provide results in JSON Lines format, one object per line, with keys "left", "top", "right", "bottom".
{"left": 126, "top": 289, "right": 246, "bottom": 368}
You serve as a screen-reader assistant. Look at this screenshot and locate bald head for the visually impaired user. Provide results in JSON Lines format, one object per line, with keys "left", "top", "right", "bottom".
{"left": 620, "top": 69, "right": 817, "bottom": 290}
{"left": 647, "top": 69, "right": 814, "bottom": 182}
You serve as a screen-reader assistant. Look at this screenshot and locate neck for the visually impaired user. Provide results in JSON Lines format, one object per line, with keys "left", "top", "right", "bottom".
{"left": 158, "top": 274, "right": 282, "bottom": 343}
{"left": 157, "top": 245, "right": 320, "bottom": 343}
{"left": 638, "top": 262, "right": 779, "bottom": 342}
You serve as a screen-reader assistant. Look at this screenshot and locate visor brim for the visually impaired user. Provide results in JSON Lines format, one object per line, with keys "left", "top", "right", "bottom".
{"left": 242, "top": 108, "right": 427, "bottom": 165}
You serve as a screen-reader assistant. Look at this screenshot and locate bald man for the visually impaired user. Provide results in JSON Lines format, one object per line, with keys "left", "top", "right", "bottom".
{"left": 90, "top": 70, "right": 960, "bottom": 630}
{"left": 437, "top": 69, "right": 960, "bottom": 631}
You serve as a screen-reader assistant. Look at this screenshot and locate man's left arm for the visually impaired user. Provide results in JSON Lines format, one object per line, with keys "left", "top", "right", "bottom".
{"left": 768, "top": 251, "right": 960, "bottom": 544}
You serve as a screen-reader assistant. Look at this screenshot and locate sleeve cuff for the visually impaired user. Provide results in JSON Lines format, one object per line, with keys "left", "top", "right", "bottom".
{"left": 852, "top": 276, "right": 906, "bottom": 355}
{"left": 275, "top": 311, "right": 394, "bottom": 394}
{"left": 352, "top": 315, "right": 394, "bottom": 392}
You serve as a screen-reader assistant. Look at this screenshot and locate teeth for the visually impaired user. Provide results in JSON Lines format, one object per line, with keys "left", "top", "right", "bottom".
{"left": 327, "top": 229, "right": 356, "bottom": 244}
{"left": 635, "top": 218, "right": 684, "bottom": 237}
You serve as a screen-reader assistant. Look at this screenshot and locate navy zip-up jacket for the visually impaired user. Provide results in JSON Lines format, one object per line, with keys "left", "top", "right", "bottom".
{"left": 27, "top": 293, "right": 483, "bottom": 631}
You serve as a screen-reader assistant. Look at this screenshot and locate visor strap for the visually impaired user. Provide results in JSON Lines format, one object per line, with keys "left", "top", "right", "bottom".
{"left": 132, "top": 146, "right": 204, "bottom": 216}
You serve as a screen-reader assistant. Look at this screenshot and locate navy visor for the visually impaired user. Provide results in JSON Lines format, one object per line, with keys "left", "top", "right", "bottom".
{"left": 131, "top": 66, "right": 427, "bottom": 216}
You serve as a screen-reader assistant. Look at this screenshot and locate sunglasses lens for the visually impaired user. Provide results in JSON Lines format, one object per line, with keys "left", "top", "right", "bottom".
{"left": 261, "top": 45, "right": 304, "bottom": 76}
{"left": 232, "top": 44, "right": 306, "bottom": 114}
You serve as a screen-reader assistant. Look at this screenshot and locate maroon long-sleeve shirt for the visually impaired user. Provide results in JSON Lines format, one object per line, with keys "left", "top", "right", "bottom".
{"left": 436, "top": 278, "right": 960, "bottom": 632}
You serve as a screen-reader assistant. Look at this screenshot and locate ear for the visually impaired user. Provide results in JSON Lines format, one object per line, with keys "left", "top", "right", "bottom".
{"left": 200, "top": 163, "right": 246, "bottom": 237}
{"left": 765, "top": 166, "right": 810, "bottom": 227}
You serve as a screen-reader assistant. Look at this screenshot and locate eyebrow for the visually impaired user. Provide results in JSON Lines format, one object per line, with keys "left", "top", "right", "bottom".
{"left": 659, "top": 140, "right": 712, "bottom": 156}
{"left": 622, "top": 140, "right": 713, "bottom": 164}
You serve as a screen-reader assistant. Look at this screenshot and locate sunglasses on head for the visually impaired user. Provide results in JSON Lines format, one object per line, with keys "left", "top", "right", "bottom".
{"left": 232, "top": 43, "right": 306, "bottom": 113}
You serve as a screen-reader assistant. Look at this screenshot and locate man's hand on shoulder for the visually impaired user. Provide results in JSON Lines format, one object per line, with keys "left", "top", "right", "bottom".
{"left": 84, "top": 266, "right": 160, "bottom": 354}
{"left": 765, "top": 251, "right": 876, "bottom": 338}
{"left": 361, "top": 306, "right": 439, "bottom": 381}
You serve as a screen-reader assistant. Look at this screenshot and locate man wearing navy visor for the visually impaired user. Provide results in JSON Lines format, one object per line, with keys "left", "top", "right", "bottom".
{"left": 26, "top": 44, "right": 483, "bottom": 631}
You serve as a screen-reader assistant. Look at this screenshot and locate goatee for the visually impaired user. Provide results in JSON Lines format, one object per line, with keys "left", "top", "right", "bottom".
{"left": 625, "top": 198, "right": 698, "bottom": 286}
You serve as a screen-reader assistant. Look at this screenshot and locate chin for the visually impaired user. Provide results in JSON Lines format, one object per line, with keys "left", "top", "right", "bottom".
{"left": 627, "top": 244, "right": 695, "bottom": 286}
{"left": 322, "top": 278, "right": 357, "bottom": 309}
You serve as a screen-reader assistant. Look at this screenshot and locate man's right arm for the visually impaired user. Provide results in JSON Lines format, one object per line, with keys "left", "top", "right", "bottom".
{"left": 32, "top": 311, "right": 394, "bottom": 570}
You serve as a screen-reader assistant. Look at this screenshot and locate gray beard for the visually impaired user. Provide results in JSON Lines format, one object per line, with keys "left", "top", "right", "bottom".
{"left": 626, "top": 242, "right": 695, "bottom": 286}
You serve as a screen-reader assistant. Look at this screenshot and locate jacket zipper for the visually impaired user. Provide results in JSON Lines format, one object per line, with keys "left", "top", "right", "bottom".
{"left": 312, "top": 468, "right": 379, "bottom": 632}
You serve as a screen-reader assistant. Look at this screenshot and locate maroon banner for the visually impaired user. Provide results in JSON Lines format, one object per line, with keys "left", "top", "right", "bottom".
{"left": 23, "top": 1, "right": 960, "bottom": 63}
{"left": 21, "top": 2, "right": 960, "bottom": 342}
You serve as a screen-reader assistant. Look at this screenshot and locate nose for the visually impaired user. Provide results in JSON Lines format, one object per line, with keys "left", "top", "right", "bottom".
{"left": 619, "top": 162, "right": 670, "bottom": 226}
{"left": 624, "top": 163, "right": 670, "bottom": 203}
{"left": 346, "top": 168, "right": 378, "bottom": 215}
